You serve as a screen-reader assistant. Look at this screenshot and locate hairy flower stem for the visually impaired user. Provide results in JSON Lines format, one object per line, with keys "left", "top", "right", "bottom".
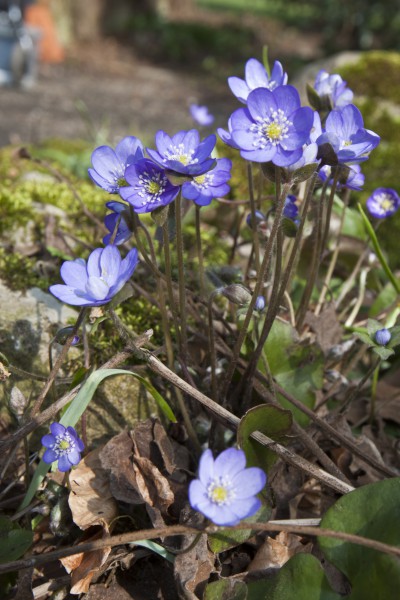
{"left": 296, "top": 177, "right": 331, "bottom": 330}
{"left": 175, "top": 191, "right": 188, "bottom": 363}
{"left": 247, "top": 162, "right": 261, "bottom": 275}
{"left": 195, "top": 206, "right": 206, "bottom": 296}
{"left": 237, "top": 174, "right": 318, "bottom": 401}
{"left": 207, "top": 290, "right": 221, "bottom": 402}
{"left": 315, "top": 188, "right": 350, "bottom": 315}
{"left": 29, "top": 308, "right": 87, "bottom": 418}
{"left": 219, "top": 180, "right": 292, "bottom": 402}
{"left": 369, "top": 361, "right": 380, "bottom": 423}
{"left": 162, "top": 221, "right": 181, "bottom": 348}
{"left": 320, "top": 165, "right": 341, "bottom": 256}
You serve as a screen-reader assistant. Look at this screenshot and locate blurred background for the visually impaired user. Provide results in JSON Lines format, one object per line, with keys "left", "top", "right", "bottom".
{"left": 0, "top": 0, "right": 399, "bottom": 146}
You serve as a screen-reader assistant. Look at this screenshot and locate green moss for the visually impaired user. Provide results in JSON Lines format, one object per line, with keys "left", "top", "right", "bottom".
{"left": 0, "top": 249, "right": 51, "bottom": 292}
{"left": 337, "top": 52, "right": 400, "bottom": 267}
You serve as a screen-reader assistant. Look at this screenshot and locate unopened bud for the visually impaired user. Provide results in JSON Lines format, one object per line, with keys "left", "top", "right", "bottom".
{"left": 254, "top": 296, "right": 266, "bottom": 311}
{"left": 222, "top": 284, "right": 252, "bottom": 305}
{"left": 54, "top": 326, "right": 80, "bottom": 346}
{"left": 9, "top": 386, "right": 28, "bottom": 418}
{"left": 375, "top": 328, "right": 391, "bottom": 346}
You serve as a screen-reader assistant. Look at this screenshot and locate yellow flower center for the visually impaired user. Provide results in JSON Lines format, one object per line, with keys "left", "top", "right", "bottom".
{"left": 265, "top": 122, "right": 283, "bottom": 140}
{"left": 381, "top": 198, "right": 394, "bottom": 211}
{"left": 148, "top": 180, "right": 161, "bottom": 195}
{"left": 210, "top": 486, "right": 228, "bottom": 504}
{"left": 194, "top": 174, "right": 206, "bottom": 185}
{"left": 177, "top": 154, "right": 189, "bottom": 165}
{"left": 59, "top": 440, "right": 70, "bottom": 450}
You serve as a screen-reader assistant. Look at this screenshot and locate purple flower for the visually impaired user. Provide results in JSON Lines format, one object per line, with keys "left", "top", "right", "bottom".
{"left": 375, "top": 328, "right": 391, "bottom": 346}
{"left": 50, "top": 245, "right": 139, "bottom": 306}
{"left": 103, "top": 201, "right": 133, "bottom": 246}
{"left": 88, "top": 136, "right": 144, "bottom": 193}
{"left": 254, "top": 296, "right": 266, "bottom": 311}
{"left": 181, "top": 158, "right": 232, "bottom": 206}
{"left": 228, "top": 86, "right": 314, "bottom": 166}
{"left": 119, "top": 158, "right": 180, "bottom": 213}
{"left": 314, "top": 70, "right": 354, "bottom": 109}
{"left": 228, "top": 58, "right": 288, "bottom": 103}
{"left": 316, "top": 105, "right": 380, "bottom": 165}
{"left": 41, "top": 423, "right": 84, "bottom": 472}
{"left": 147, "top": 130, "right": 216, "bottom": 176}
{"left": 190, "top": 104, "right": 214, "bottom": 126}
{"left": 283, "top": 195, "right": 299, "bottom": 220}
{"left": 189, "top": 448, "right": 266, "bottom": 526}
{"left": 366, "top": 188, "right": 400, "bottom": 219}
{"left": 246, "top": 210, "right": 266, "bottom": 229}
{"left": 319, "top": 164, "right": 365, "bottom": 191}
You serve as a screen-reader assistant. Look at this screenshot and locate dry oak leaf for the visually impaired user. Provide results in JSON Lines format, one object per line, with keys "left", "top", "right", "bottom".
{"left": 132, "top": 441, "right": 175, "bottom": 513}
{"left": 248, "top": 531, "right": 312, "bottom": 572}
{"left": 62, "top": 449, "right": 118, "bottom": 594}
{"left": 68, "top": 448, "right": 118, "bottom": 530}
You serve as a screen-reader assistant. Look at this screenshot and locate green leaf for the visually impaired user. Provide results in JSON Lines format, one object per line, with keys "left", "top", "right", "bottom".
{"left": 333, "top": 197, "right": 367, "bottom": 241}
{"left": 134, "top": 540, "right": 175, "bottom": 564}
{"left": 208, "top": 505, "right": 271, "bottom": 554}
{"left": 204, "top": 579, "right": 248, "bottom": 600}
{"left": 0, "top": 516, "right": 33, "bottom": 563}
{"left": 21, "top": 368, "right": 176, "bottom": 510}
{"left": 354, "top": 330, "right": 374, "bottom": 347}
{"left": 372, "top": 345, "right": 394, "bottom": 360}
{"left": 238, "top": 404, "right": 292, "bottom": 472}
{"left": 263, "top": 320, "right": 324, "bottom": 426}
{"left": 246, "top": 553, "right": 341, "bottom": 600}
{"left": 369, "top": 282, "right": 397, "bottom": 318}
{"left": 367, "top": 318, "right": 383, "bottom": 337}
{"left": 319, "top": 477, "right": 400, "bottom": 600}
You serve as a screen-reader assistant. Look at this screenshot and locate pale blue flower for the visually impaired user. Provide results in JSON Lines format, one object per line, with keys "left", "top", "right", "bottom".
{"left": 42, "top": 423, "right": 84, "bottom": 472}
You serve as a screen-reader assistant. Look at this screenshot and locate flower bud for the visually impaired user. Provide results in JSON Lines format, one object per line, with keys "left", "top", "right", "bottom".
{"left": 246, "top": 210, "right": 266, "bottom": 229}
{"left": 375, "top": 328, "right": 391, "bottom": 346}
{"left": 254, "top": 295, "right": 266, "bottom": 311}
{"left": 222, "top": 284, "right": 252, "bottom": 305}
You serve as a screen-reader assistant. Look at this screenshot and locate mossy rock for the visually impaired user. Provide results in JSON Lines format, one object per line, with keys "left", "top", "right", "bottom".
{"left": 337, "top": 51, "right": 400, "bottom": 267}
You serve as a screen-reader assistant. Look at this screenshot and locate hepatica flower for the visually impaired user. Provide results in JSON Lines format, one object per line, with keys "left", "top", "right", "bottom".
{"left": 120, "top": 158, "right": 180, "bottom": 213}
{"left": 366, "top": 188, "right": 400, "bottom": 218}
{"left": 283, "top": 194, "right": 299, "bottom": 220}
{"left": 103, "top": 201, "right": 133, "bottom": 245}
{"left": 88, "top": 136, "right": 144, "bottom": 193}
{"left": 190, "top": 103, "right": 214, "bottom": 126}
{"left": 228, "top": 86, "right": 314, "bottom": 166}
{"left": 42, "top": 423, "right": 84, "bottom": 472}
{"left": 147, "top": 129, "right": 216, "bottom": 176}
{"left": 182, "top": 158, "right": 232, "bottom": 206}
{"left": 50, "top": 245, "right": 139, "bottom": 306}
{"left": 314, "top": 70, "right": 353, "bottom": 109}
{"left": 317, "top": 104, "right": 380, "bottom": 165}
{"left": 228, "top": 58, "right": 288, "bottom": 103}
{"left": 189, "top": 448, "right": 266, "bottom": 526}
{"left": 319, "top": 164, "right": 365, "bottom": 191}
{"left": 375, "top": 328, "right": 391, "bottom": 346}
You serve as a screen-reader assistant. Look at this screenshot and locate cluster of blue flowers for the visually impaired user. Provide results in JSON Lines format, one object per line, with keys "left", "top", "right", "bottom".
{"left": 44, "top": 55, "right": 399, "bottom": 528}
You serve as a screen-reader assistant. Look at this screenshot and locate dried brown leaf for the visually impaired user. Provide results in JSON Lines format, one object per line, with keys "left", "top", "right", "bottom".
{"left": 248, "top": 531, "right": 312, "bottom": 572}
{"left": 305, "top": 303, "right": 342, "bottom": 354}
{"left": 99, "top": 430, "right": 143, "bottom": 504}
{"left": 60, "top": 526, "right": 112, "bottom": 595}
{"left": 133, "top": 449, "right": 175, "bottom": 512}
{"left": 69, "top": 448, "right": 118, "bottom": 530}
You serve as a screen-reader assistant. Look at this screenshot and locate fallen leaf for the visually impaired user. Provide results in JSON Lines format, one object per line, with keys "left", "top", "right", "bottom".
{"left": 69, "top": 449, "right": 118, "bottom": 530}
{"left": 305, "top": 303, "right": 342, "bottom": 354}
{"left": 248, "top": 531, "right": 312, "bottom": 572}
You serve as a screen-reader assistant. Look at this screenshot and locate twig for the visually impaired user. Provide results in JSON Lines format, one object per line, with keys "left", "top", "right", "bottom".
{"left": 2, "top": 520, "right": 400, "bottom": 575}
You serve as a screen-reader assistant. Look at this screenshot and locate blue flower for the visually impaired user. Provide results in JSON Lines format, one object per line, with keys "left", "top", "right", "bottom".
{"left": 366, "top": 188, "right": 400, "bottom": 219}
{"left": 227, "top": 86, "right": 314, "bottom": 166}
{"left": 181, "top": 158, "right": 232, "bottom": 206}
{"left": 319, "top": 164, "right": 365, "bottom": 191}
{"left": 246, "top": 210, "right": 266, "bottom": 229}
{"left": 283, "top": 195, "right": 299, "bottom": 220}
{"left": 190, "top": 104, "right": 214, "bottom": 126}
{"left": 314, "top": 70, "right": 354, "bottom": 109}
{"left": 147, "top": 130, "right": 216, "bottom": 176}
{"left": 189, "top": 448, "right": 266, "bottom": 526}
{"left": 228, "top": 58, "right": 288, "bottom": 103}
{"left": 88, "top": 136, "right": 144, "bottom": 193}
{"left": 217, "top": 117, "right": 241, "bottom": 150}
{"left": 49, "top": 245, "right": 139, "bottom": 306}
{"left": 316, "top": 105, "right": 380, "bottom": 165}
{"left": 103, "top": 201, "right": 133, "bottom": 246}
{"left": 119, "top": 158, "right": 180, "bottom": 213}
{"left": 41, "top": 423, "right": 84, "bottom": 472}
{"left": 375, "top": 328, "right": 391, "bottom": 346}
{"left": 254, "top": 296, "right": 266, "bottom": 311}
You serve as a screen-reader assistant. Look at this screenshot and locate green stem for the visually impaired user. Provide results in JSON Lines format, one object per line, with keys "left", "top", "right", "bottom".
{"left": 247, "top": 162, "right": 261, "bottom": 275}
{"left": 358, "top": 202, "right": 400, "bottom": 294}
{"left": 175, "top": 192, "right": 188, "bottom": 362}
{"left": 162, "top": 221, "right": 181, "bottom": 347}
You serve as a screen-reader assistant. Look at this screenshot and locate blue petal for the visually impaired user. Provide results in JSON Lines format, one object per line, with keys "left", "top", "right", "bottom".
{"left": 91, "top": 146, "right": 121, "bottom": 181}
{"left": 88, "top": 168, "right": 118, "bottom": 193}
{"left": 58, "top": 455, "right": 72, "bottom": 472}
{"left": 188, "top": 479, "right": 208, "bottom": 509}
{"left": 67, "top": 448, "right": 81, "bottom": 465}
{"left": 100, "top": 245, "right": 122, "bottom": 288}
{"left": 231, "top": 497, "right": 261, "bottom": 520}
{"left": 214, "top": 448, "right": 246, "bottom": 480}
{"left": 41, "top": 434, "right": 56, "bottom": 448}
{"left": 60, "top": 260, "right": 88, "bottom": 288}
{"left": 233, "top": 467, "right": 267, "bottom": 498}
{"left": 85, "top": 276, "right": 110, "bottom": 301}
{"left": 49, "top": 285, "right": 97, "bottom": 306}
{"left": 198, "top": 449, "right": 214, "bottom": 486}
{"left": 43, "top": 448, "right": 58, "bottom": 463}
{"left": 50, "top": 422, "right": 66, "bottom": 437}
{"left": 245, "top": 58, "right": 269, "bottom": 89}
{"left": 87, "top": 248, "right": 103, "bottom": 278}
{"left": 154, "top": 130, "right": 173, "bottom": 154}
{"left": 273, "top": 85, "right": 301, "bottom": 116}
{"left": 115, "top": 136, "right": 144, "bottom": 168}
{"left": 247, "top": 88, "right": 276, "bottom": 121}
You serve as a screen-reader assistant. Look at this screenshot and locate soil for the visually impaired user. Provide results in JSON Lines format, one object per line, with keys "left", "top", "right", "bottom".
{"left": 0, "top": 7, "right": 323, "bottom": 148}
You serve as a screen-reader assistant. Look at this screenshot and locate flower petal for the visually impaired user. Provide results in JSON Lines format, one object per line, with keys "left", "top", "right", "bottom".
{"left": 214, "top": 448, "right": 246, "bottom": 480}
{"left": 43, "top": 448, "right": 58, "bottom": 463}
{"left": 87, "top": 248, "right": 103, "bottom": 278}
{"left": 41, "top": 434, "right": 56, "bottom": 448}
{"left": 198, "top": 449, "right": 214, "bottom": 486}
{"left": 58, "top": 454, "right": 72, "bottom": 472}
{"left": 49, "top": 285, "right": 96, "bottom": 306}
{"left": 231, "top": 496, "right": 261, "bottom": 520}
{"left": 233, "top": 467, "right": 267, "bottom": 498}
{"left": 100, "top": 245, "right": 122, "bottom": 288}
{"left": 85, "top": 276, "right": 110, "bottom": 301}
{"left": 67, "top": 448, "right": 81, "bottom": 466}
{"left": 50, "top": 422, "right": 66, "bottom": 437}
{"left": 188, "top": 479, "right": 208, "bottom": 508}
{"left": 60, "top": 260, "right": 88, "bottom": 288}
